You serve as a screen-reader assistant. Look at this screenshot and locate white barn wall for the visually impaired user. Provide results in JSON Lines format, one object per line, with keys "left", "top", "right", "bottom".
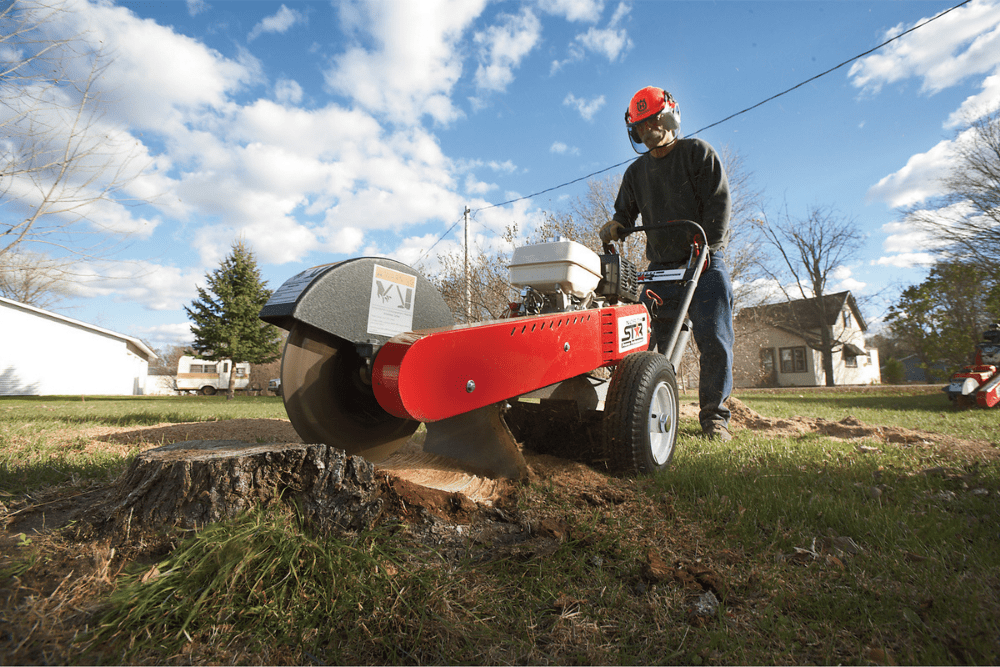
{"left": 0, "top": 298, "right": 155, "bottom": 396}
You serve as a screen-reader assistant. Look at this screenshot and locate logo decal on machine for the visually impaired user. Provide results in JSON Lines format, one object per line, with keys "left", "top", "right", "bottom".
{"left": 618, "top": 313, "right": 648, "bottom": 353}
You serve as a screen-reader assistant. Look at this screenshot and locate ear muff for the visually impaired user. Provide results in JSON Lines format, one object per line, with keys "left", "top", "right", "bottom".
{"left": 659, "top": 90, "right": 680, "bottom": 131}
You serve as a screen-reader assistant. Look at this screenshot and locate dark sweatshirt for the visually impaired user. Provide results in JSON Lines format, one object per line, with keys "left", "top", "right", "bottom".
{"left": 612, "top": 137, "right": 731, "bottom": 265}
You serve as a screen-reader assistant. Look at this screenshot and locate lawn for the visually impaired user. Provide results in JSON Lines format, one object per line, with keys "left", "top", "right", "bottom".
{"left": 1, "top": 389, "right": 998, "bottom": 665}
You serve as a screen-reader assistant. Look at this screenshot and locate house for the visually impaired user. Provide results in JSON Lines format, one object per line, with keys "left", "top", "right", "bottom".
{"left": 890, "top": 354, "right": 950, "bottom": 384}
{"left": 733, "top": 291, "right": 881, "bottom": 387}
{"left": 0, "top": 296, "right": 157, "bottom": 396}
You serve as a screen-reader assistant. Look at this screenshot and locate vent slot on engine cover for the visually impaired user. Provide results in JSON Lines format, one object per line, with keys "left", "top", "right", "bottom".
{"left": 597, "top": 254, "right": 640, "bottom": 304}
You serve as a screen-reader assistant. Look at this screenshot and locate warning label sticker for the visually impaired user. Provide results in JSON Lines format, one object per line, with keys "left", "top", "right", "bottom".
{"left": 617, "top": 312, "right": 648, "bottom": 353}
{"left": 367, "top": 264, "right": 417, "bottom": 337}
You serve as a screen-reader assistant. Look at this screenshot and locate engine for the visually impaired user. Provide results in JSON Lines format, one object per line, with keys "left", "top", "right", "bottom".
{"left": 508, "top": 238, "right": 640, "bottom": 315}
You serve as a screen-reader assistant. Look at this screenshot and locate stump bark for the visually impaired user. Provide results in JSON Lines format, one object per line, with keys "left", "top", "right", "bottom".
{"left": 84, "top": 440, "right": 385, "bottom": 540}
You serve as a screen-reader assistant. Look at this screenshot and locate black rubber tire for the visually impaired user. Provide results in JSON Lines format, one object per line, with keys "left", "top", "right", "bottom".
{"left": 280, "top": 322, "right": 418, "bottom": 462}
{"left": 200, "top": 386, "right": 216, "bottom": 396}
{"left": 602, "top": 351, "right": 679, "bottom": 475}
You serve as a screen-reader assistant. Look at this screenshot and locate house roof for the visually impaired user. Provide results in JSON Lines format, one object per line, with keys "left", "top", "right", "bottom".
{"left": 737, "top": 291, "right": 868, "bottom": 332}
{"left": 0, "top": 296, "right": 158, "bottom": 361}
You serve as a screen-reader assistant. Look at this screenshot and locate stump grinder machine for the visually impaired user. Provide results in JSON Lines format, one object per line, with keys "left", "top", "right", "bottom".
{"left": 259, "top": 221, "right": 709, "bottom": 480}
{"left": 944, "top": 323, "right": 1000, "bottom": 408}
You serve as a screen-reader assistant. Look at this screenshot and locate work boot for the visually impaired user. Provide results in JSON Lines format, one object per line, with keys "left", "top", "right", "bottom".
{"left": 703, "top": 423, "right": 732, "bottom": 442}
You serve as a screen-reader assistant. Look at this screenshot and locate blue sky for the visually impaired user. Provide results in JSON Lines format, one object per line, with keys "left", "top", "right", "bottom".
{"left": 7, "top": 0, "right": 1000, "bottom": 350}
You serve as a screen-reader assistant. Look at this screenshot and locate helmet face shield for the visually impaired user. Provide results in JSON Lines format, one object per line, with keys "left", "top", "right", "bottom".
{"left": 625, "top": 86, "right": 680, "bottom": 154}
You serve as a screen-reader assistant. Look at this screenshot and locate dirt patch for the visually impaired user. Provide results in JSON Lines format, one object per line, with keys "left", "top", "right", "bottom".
{"left": 725, "top": 396, "right": 999, "bottom": 461}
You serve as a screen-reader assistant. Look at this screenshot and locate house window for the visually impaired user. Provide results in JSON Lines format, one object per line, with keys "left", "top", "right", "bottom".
{"left": 844, "top": 352, "right": 858, "bottom": 368}
{"left": 843, "top": 310, "right": 852, "bottom": 328}
{"left": 779, "top": 346, "right": 807, "bottom": 373}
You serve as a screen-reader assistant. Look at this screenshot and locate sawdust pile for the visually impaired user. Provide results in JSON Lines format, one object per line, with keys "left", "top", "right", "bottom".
{"left": 724, "top": 396, "right": 997, "bottom": 461}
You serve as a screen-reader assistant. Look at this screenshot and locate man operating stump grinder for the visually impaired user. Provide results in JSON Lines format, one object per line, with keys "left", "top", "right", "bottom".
{"left": 601, "top": 86, "right": 734, "bottom": 441}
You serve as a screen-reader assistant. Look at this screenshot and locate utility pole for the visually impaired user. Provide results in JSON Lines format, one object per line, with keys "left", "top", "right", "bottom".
{"left": 464, "top": 206, "right": 471, "bottom": 322}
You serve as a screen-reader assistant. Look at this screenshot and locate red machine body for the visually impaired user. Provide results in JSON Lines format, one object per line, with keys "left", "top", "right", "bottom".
{"left": 945, "top": 324, "right": 1000, "bottom": 408}
{"left": 373, "top": 303, "right": 649, "bottom": 422}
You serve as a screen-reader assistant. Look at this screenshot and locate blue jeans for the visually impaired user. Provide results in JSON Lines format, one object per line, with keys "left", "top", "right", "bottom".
{"left": 640, "top": 253, "right": 734, "bottom": 429}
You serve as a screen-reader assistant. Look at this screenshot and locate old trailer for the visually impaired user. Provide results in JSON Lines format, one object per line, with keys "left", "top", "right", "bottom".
{"left": 175, "top": 356, "right": 250, "bottom": 395}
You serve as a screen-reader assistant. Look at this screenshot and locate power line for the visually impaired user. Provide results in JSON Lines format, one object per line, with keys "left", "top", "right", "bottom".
{"left": 419, "top": 0, "right": 972, "bottom": 257}
{"left": 413, "top": 216, "right": 463, "bottom": 266}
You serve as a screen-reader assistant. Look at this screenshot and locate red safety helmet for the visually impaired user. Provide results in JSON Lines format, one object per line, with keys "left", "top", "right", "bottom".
{"left": 625, "top": 86, "right": 680, "bottom": 153}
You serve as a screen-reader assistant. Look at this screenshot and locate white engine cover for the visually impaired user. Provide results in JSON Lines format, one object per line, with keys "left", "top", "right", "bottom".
{"left": 509, "top": 239, "right": 602, "bottom": 298}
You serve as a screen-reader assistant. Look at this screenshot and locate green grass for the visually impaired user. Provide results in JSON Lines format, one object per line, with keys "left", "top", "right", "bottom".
{"left": 0, "top": 395, "right": 287, "bottom": 427}
{"left": 0, "top": 395, "right": 287, "bottom": 495}
{"left": 90, "top": 508, "right": 465, "bottom": 664}
{"left": 656, "top": 418, "right": 1000, "bottom": 665}
{"left": 4, "top": 391, "right": 1000, "bottom": 665}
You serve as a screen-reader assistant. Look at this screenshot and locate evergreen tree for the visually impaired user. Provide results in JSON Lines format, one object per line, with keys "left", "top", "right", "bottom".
{"left": 185, "top": 240, "right": 283, "bottom": 399}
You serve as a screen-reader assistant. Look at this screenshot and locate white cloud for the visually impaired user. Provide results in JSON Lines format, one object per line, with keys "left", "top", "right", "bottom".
{"left": 537, "top": 0, "right": 604, "bottom": 23}
{"left": 487, "top": 160, "right": 518, "bottom": 173}
{"left": 550, "top": 1, "right": 632, "bottom": 73}
{"left": 865, "top": 138, "right": 955, "bottom": 207}
{"left": 946, "top": 70, "right": 1000, "bottom": 127}
{"left": 550, "top": 141, "right": 580, "bottom": 155}
{"left": 874, "top": 209, "right": 962, "bottom": 269}
{"left": 19, "top": 0, "right": 545, "bottom": 319}
{"left": 473, "top": 8, "right": 542, "bottom": 94}
{"left": 324, "top": 0, "right": 487, "bottom": 126}
{"left": 66, "top": 260, "right": 207, "bottom": 312}
{"left": 136, "top": 321, "right": 195, "bottom": 347}
{"left": 563, "top": 92, "right": 606, "bottom": 120}
{"left": 248, "top": 4, "right": 305, "bottom": 41}
{"left": 830, "top": 266, "right": 866, "bottom": 293}
{"left": 274, "top": 78, "right": 303, "bottom": 105}
{"left": 875, "top": 253, "right": 936, "bottom": 269}
{"left": 464, "top": 174, "right": 495, "bottom": 196}
{"left": 848, "top": 0, "right": 1000, "bottom": 95}
{"left": 855, "top": 1, "right": 1000, "bottom": 275}
{"left": 186, "top": 0, "right": 208, "bottom": 17}
{"left": 838, "top": 277, "right": 868, "bottom": 293}
{"left": 575, "top": 25, "right": 631, "bottom": 62}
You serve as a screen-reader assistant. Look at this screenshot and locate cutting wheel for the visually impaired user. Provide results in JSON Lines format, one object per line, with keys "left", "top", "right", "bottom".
{"left": 281, "top": 322, "right": 418, "bottom": 462}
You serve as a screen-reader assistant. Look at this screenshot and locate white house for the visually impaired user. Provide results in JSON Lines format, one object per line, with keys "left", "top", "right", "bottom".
{"left": 734, "top": 291, "right": 881, "bottom": 387}
{"left": 0, "top": 296, "right": 158, "bottom": 396}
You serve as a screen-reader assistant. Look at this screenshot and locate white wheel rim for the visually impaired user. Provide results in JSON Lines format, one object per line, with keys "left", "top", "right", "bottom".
{"left": 647, "top": 379, "right": 677, "bottom": 465}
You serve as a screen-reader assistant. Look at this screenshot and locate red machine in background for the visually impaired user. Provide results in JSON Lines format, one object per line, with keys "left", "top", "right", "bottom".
{"left": 945, "top": 323, "right": 1000, "bottom": 408}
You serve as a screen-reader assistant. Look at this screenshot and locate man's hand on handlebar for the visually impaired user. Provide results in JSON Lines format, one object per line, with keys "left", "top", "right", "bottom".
{"left": 599, "top": 219, "right": 625, "bottom": 244}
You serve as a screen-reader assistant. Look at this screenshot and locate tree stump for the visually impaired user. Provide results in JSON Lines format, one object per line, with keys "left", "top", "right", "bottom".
{"left": 84, "top": 440, "right": 385, "bottom": 541}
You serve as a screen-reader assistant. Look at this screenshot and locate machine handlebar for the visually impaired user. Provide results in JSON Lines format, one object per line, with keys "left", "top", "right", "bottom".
{"left": 602, "top": 219, "right": 709, "bottom": 256}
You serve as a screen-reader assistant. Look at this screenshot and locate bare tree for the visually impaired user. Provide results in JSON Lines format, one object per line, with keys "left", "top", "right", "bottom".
{"left": 1, "top": 0, "right": 146, "bottom": 305}
{"left": 755, "top": 204, "right": 865, "bottom": 386}
{"left": 903, "top": 110, "right": 1000, "bottom": 279}
{"left": 719, "top": 144, "right": 768, "bottom": 309}
{"left": 429, "top": 224, "right": 519, "bottom": 323}
{"left": 147, "top": 344, "right": 187, "bottom": 377}
{"left": 0, "top": 250, "right": 72, "bottom": 308}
